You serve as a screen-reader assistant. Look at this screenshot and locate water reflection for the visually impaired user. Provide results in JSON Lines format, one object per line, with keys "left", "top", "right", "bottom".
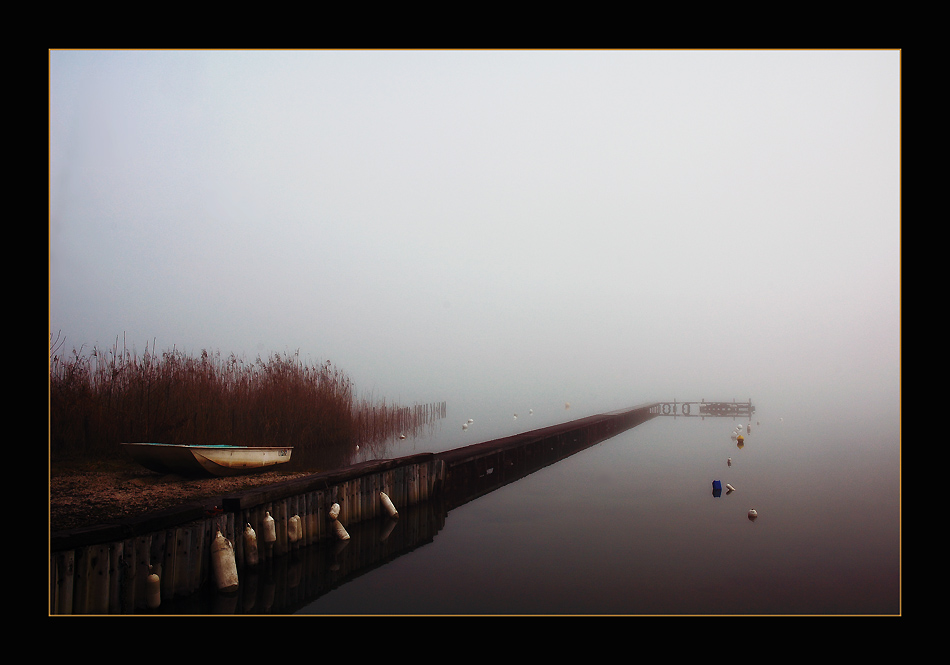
{"left": 150, "top": 409, "right": 655, "bottom": 614}
{"left": 148, "top": 499, "right": 448, "bottom": 615}
{"left": 142, "top": 404, "right": 900, "bottom": 615}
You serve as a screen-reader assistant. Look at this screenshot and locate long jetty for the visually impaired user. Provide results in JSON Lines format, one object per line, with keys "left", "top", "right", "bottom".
{"left": 50, "top": 400, "right": 753, "bottom": 614}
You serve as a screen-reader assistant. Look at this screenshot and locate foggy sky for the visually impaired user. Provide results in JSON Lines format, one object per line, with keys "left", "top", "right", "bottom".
{"left": 49, "top": 50, "right": 901, "bottom": 433}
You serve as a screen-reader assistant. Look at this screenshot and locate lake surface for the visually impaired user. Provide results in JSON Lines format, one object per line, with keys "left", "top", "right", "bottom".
{"left": 294, "top": 405, "right": 900, "bottom": 615}
{"left": 153, "top": 401, "right": 901, "bottom": 615}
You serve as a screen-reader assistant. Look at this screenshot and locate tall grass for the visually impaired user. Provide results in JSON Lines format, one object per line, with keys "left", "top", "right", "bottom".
{"left": 48, "top": 334, "right": 443, "bottom": 472}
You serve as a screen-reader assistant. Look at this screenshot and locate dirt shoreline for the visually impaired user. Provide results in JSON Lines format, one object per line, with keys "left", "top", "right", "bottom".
{"left": 49, "top": 458, "right": 315, "bottom": 533}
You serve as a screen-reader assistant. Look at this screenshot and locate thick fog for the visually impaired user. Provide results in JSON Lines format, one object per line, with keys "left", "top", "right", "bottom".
{"left": 49, "top": 50, "right": 901, "bottom": 443}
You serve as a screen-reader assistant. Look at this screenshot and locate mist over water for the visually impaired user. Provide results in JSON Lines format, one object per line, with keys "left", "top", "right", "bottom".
{"left": 304, "top": 402, "right": 900, "bottom": 615}
{"left": 49, "top": 50, "right": 900, "bottom": 614}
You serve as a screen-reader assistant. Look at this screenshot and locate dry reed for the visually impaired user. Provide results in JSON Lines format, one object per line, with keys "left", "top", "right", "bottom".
{"left": 48, "top": 334, "right": 443, "bottom": 471}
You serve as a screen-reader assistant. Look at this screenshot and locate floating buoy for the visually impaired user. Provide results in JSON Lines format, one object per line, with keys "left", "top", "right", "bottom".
{"left": 712, "top": 480, "right": 722, "bottom": 491}
{"left": 513, "top": 413, "right": 518, "bottom": 419}
{"left": 748, "top": 509, "right": 758, "bottom": 520}
{"left": 212, "top": 530, "right": 239, "bottom": 593}
{"left": 333, "top": 519, "right": 350, "bottom": 541}
{"left": 244, "top": 523, "right": 259, "bottom": 567}
{"left": 146, "top": 565, "right": 161, "bottom": 609}
{"left": 380, "top": 491, "right": 398, "bottom": 519}
{"left": 727, "top": 457, "right": 732, "bottom": 466}
{"left": 467, "top": 419, "right": 474, "bottom": 424}
{"left": 263, "top": 511, "right": 277, "bottom": 543}
{"left": 288, "top": 514, "right": 302, "bottom": 543}
{"left": 399, "top": 433, "right": 406, "bottom": 439}
{"left": 737, "top": 434, "right": 744, "bottom": 443}
{"left": 726, "top": 483, "right": 736, "bottom": 492}
{"left": 329, "top": 503, "right": 341, "bottom": 521}
{"left": 462, "top": 423, "right": 468, "bottom": 430}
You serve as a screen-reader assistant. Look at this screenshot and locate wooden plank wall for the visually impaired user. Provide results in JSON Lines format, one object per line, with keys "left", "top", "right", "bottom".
{"left": 50, "top": 457, "right": 442, "bottom": 615}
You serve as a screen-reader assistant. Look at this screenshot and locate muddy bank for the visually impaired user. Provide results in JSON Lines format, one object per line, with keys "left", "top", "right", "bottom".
{"left": 49, "top": 458, "right": 315, "bottom": 533}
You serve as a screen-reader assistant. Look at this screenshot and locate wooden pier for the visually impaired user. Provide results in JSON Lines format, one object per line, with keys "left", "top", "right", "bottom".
{"left": 49, "top": 399, "right": 749, "bottom": 614}
{"left": 650, "top": 399, "right": 755, "bottom": 419}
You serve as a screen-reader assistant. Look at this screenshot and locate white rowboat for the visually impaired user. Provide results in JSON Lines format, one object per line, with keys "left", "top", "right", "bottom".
{"left": 121, "top": 442, "right": 293, "bottom": 477}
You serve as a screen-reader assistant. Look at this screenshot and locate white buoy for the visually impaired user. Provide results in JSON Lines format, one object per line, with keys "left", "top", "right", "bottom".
{"left": 514, "top": 413, "right": 518, "bottom": 419}
{"left": 288, "top": 514, "right": 302, "bottom": 543}
{"left": 380, "top": 491, "right": 398, "bottom": 519}
{"left": 726, "top": 483, "right": 736, "bottom": 492}
{"left": 462, "top": 423, "right": 468, "bottom": 430}
{"left": 333, "top": 519, "right": 350, "bottom": 541}
{"left": 263, "top": 511, "right": 277, "bottom": 543}
{"left": 467, "top": 419, "right": 474, "bottom": 424}
{"left": 329, "top": 503, "right": 341, "bottom": 521}
{"left": 399, "top": 433, "right": 406, "bottom": 439}
{"left": 244, "top": 523, "right": 259, "bottom": 567}
{"left": 748, "top": 509, "right": 758, "bottom": 519}
{"left": 211, "top": 530, "right": 239, "bottom": 593}
{"left": 146, "top": 565, "right": 161, "bottom": 609}
{"left": 727, "top": 457, "right": 732, "bottom": 466}
{"left": 529, "top": 409, "right": 533, "bottom": 415}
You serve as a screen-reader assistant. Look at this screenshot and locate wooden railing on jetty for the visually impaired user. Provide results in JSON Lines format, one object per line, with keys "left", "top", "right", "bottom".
{"left": 50, "top": 400, "right": 748, "bottom": 614}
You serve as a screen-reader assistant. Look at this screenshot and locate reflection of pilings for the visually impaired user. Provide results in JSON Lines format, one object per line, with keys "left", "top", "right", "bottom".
{"left": 143, "top": 499, "right": 448, "bottom": 615}
{"left": 436, "top": 404, "right": 659, "bottom": 511}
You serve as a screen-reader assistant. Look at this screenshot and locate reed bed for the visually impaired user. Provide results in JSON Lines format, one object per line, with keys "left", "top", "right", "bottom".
{"left": 48, "top": 335, "right": 443, "bottom": 471}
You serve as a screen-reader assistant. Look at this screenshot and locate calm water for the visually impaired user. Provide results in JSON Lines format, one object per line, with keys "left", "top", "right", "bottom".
{"left": 153, "top": 402, "right": 900, "bottom": 615}
{"left": 294, "top": 407, "right": 900, "bottom": 615}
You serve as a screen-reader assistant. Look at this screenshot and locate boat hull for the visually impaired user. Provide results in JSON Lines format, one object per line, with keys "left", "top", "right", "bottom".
{"left": 121, "top": 443, "right": 293, "bottom": 477}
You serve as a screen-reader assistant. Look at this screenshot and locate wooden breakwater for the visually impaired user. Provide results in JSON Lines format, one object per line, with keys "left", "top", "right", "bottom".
{"left": 50, "top": 403, "right": 659, "bottom": 615}
{"left": 49, "top": 453, "right": 440, "bottom": 615}
{"left": 437, "top": 404, "right": 658, "bottom": 510}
